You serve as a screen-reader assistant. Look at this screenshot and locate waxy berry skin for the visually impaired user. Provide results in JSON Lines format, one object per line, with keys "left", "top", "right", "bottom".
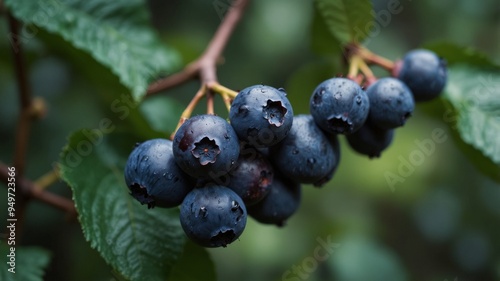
{"left": 180, "top": 185, "right": 247, "bottom": 248}
{"left": 229, "top": 85, "right": 294, "bottom": 147}
{"left": 396, "top": 49, "right": 447, "bottom": 102}
{"left": 270, "top": 115, "right": 340, "bottom": 186}
{"left": 346, "top": 120, "right": 394, "bottom": 158}
{"left": 366, "top": 77, "right": 415, "bottom": 129}
{"left": 173, "top": 115, "right": 240, "bottom": 180}
{"left": 247, "top": 174, "right": 301, "bottom": 227}
{"left": 227, "top": 145, "right": 274, "bottom": 206}
{"left": 124, "top": 139, "right": 194, "bottom": 208}
{"left": 310, "top": 78, "right": 369, "bottom": 135}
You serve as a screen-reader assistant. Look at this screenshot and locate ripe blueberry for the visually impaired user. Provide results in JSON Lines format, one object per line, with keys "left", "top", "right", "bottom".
{"left": 396, "top": 49, "right": 447, "bottom": 102}
{"left": 180, "top": 184, "right": 247, "bottom": 247}
{"left": 366, "top": 77, "right": 415, "bottom": 129}
{"left": 346, "top": 120, "right": 394, "bottom": 158}
{"left": 124, "top": 139, "right": 194, "bottom": 208}
{"left": 270, "top": 115, "right": 340, "bottom": 186}
{"left": 247, "top": 174, "right": 301, "bottom": 227}
{"left": 226, "top": 144, "right": 274, "bottom": 206}
{"left": 173, "top": 115, "right": 240, "bottom": 179}
{"left": 310, "top": 78, "right": 369, "bottom": 134}
{"left": 229, "top": 85, "right": 294, "bottom": 147}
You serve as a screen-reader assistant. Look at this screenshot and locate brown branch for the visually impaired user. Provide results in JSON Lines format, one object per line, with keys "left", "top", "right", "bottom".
{"left": 7, "top": 12, "right": 34, "bottom": 242}
{"left": 0, "top": 163, "right": 77, "bottom": 217}
{"left": 146, "top": 0, "right": 250, "bottom": 96}
{"left": 9, "top": 13, "right": 34, "bottom": 179}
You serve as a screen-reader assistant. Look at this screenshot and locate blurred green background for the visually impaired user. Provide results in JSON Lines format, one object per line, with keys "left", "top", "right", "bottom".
{"left": 1, "top": 0, "right": 499, "bottom": 280}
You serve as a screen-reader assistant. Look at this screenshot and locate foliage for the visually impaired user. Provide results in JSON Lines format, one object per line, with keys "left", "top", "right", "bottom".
{"left": 1, "top": 0, "right": 499, "bottom": 280}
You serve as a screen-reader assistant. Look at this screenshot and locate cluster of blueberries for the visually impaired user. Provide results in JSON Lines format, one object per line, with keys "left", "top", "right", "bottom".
{"left": 124, "top": 49, "right": 447, "bottom": 248}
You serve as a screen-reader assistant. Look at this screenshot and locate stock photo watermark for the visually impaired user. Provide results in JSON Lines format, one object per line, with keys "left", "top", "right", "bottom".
{"left": 5, "top": 166, "right": 17, "bottom": 274}
{"left": 385, "top": 128, "right": 448, "bottom": 191}
{"left": 356, "top": 0, "right": 410, "bottom": 44}
{"left": 281, "top": 235, "right": 340, "bottom": 281}
{"left": 62, "top": 93, "right": 139, "bottom": 170}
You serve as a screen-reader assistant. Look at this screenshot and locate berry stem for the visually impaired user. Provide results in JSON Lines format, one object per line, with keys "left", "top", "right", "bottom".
{"left": 206, "top": 90, "right": 215, "bottom": 115}
{"left": 357, "top": 47, "right": 395, "bottom": 72}
{"left": 358, "top": 59, "right": 377, "bottom": 86}
{"left": 220, "top": 92, "right": 233, "bottom": 112}
{"left": 208, "top": 82, "right": 238, "bottom": 98}
{"left": 170, "top": 86, "right": 207, "bottom": 139}
{"left": 33, "top": 165, "right": 60, "bottom": 192}
{"left": 146, "top": 0, "right": 250, "bottom": 96}
{"left": 347, "top": 55, "right": 361, "bottom": 80}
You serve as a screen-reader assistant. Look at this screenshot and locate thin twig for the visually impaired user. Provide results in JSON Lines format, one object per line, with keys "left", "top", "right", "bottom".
{"left": 146, "top": 0, "right": 250, "bottom": 95}
{"left": 0, "top": 163, "right": 77, "bottom": 217}
{"left": 34, "top": 165, "right": 60, "bottom": 192}
{"left": 9, "top": 13, "right": 33, "bottom": 179}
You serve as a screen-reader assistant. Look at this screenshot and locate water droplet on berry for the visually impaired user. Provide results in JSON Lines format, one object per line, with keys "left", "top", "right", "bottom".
{"left": 231, "top": 201, "right": 239, "bottom": 211}
{"left": 199, "top": 206, "right": 208, "bottom": 217}
{"left": 356, "top": 95, "right": 362, "bottom": 105}
{"left": 292, "top": 149, "right": 299, "bottom": 155}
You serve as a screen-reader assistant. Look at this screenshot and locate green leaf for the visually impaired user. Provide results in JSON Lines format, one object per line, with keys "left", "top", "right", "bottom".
{"left": 311, "top": 8, "right": 342, "bottom": 56}
{"left": 425, "top": 42, "right": 499, "bottom": 69}
{"left": 444, "top": 66, "right": 500, "bottom": 165}
{"left": 167, "top": 241, "right": 217, "bottom": 281}
{"left": 139, "top": 96, "right": 184, "bottom": 134}
{"left": 0, "top": 244, "right": 51, "bottom": 281}
{"left": 314, "top": 0, "right": 373, "bottom": 44}
{"left": 59, "top": 130, "right": 186, "bottom": 281}
{"left": 286, "top": 59, "right": 342, "bottom": 114}
{"left": 329, "top": 235, "right": 408, "bottom": 281}
{"left": 6, "top": 0, "right": 180, "bottom": 101}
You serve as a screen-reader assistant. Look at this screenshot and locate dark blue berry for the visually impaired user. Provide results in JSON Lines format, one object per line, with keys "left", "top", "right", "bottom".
{"left": 346, "top": 120, "right": 394, "bottom": 158}
{"left": 173, "top": 115, "right": 240, "bottom": 179}
{"left": 310, "top": 78, "right": 369, "bottom": 134}
{"left": 180, "top": 185, "right": 247, "bottom": 247}
{"left": 226, "top": 144, "right": 274, "bottom": 206}
{"left": 270, "top": 115, "right": 340, "bottom": 186}
{"left": 396, "top": 49, "right": 447, "bottom": 102}
{"left": 247, "top": 174, "right": 301, "bottom": 227}
{"left": 366, "top": 77, "right": 415, "bottom": 129}
{"left": 124, "top": 139, "right": 194, "bottom": 208}
{"left": 229, "top": 85, "right": 294, "bottom": 147}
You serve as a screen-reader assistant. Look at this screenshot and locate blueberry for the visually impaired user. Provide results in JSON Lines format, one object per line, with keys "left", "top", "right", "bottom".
{"left": 173, "top": 115, "right": 240, "bottom": 179}
{"left": 124, "top": 139, "right": 194, "bottom": 208}
{"left": 226, "top": 144, "right": 274, "bottom": 206}
{"left": 229, "top": 85, "right": 294, "bottom": 147}
{"left": 180, "top": 184, "right": 247, "bottom": 247}
{"left": 346, "top": 120, "right": 394, "bottom": 158}
{"left": 270, "top": 115, "right": 340, "bottom": 186}
{"left": 366, "top": 77, "right": 415, "bottom": 129}
{"left": 247, "top": 174, "right": 301, "bottom": 227}
{"left": 396, "top": 49, "right": 447, "bottom": 102}
{"left": 310, "top": 78, "right": 369, "bottom": 134}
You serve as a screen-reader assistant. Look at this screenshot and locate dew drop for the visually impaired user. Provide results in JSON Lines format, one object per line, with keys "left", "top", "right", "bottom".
{"left": 231, "top": 201, "right": 240, "bottom": 211}
{"left": 199, "top": 206, "right": 208, "bottom": 217}
{"left": 356, "top": 95, "right": 362, "bottom": 105}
